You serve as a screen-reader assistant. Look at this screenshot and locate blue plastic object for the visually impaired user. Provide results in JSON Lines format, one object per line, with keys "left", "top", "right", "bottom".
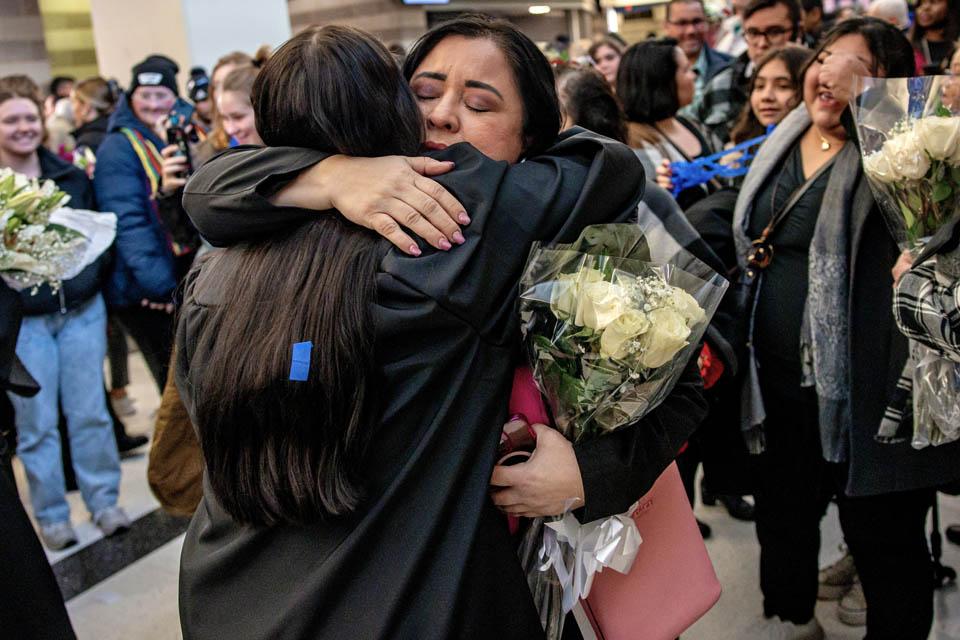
{"left": 289, "top": 341, "right": 312, "bottom": 382}
{"left": 669, "top": 126, "right": 774, "bottom": 197}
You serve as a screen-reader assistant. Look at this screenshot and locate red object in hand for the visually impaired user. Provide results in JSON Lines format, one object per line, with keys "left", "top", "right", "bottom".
{"left": 698, "top": 342, "right": 724, "bottom": 390}
{"left": 502, "top": 366, "right": 550, "bottom": 534}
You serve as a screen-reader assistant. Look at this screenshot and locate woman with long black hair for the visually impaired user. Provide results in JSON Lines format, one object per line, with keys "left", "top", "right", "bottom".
{"left": 177, "top": 20, "right": 704, "bottom": 640}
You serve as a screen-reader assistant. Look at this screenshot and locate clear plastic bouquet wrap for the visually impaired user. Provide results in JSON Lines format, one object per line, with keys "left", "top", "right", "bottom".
{"left": 852, "top": 75, "right": 960, "bottom": 251}
{"left": 911, "top": 340, "right": 960, "bottom": 447}
{"left": 515, "top": 224, "right": 728, "bottom": 639}
{"left": 0, "top": 167, "right": 116, "bottom": 294}
{"left": 852, "top": 77, "right": 960, "bottom": 448}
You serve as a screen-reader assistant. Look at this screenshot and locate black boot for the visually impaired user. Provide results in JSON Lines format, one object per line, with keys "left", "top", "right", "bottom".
{"left": 947, "top": 525, "right": 960, "bottom": 546}
{"left": 697, "top": 518, "right": 712, "bottom": 539}
{"left": 701, "top": 479, "right": 755, "bottom": 521}
{"left": 107, "top": 387, "right": 147, "bottom": 455}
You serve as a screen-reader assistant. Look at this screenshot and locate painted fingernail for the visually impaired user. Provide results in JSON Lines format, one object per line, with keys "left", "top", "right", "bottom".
{"left": 408, "top": 244, "right": 422, "bottom": 256}
{"left": 458, "top": 212, "right": 471, "bottom": 224}
{"left": 439, "top": 238, "right": 453, "bottom": 251}
{"left": 452, "top": 231, "right": 465, "bottom": 245}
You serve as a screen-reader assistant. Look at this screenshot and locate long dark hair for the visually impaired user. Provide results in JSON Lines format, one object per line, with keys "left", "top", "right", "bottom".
{"left": 192, "top": 25, "right": 423, "bottom": 526}
{"left": 729, "top": 45, "right": 810, "bottom": 144}
{"left": 556, "top": 66, "right": 627, "bottom": 143}
{"left": 911, "top": 0, "right": 960, "bottom": 50}
{"left": 804, "top": 17, "right": 915, "bottom": 82}
{"left": 402, "top": 13, "right": 561, "bottom": 158}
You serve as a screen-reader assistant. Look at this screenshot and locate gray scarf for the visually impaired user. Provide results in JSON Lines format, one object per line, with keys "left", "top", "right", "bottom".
{"left": 733, "top": 106, "right": 859, "bottom": 461}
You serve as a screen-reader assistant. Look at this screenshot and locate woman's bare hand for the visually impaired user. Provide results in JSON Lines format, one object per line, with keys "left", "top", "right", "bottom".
{"left": 271, "top": 155, "right": 468, "bottom": 256}
{"left": 489, "top": 423, "right": 585, "bottom": 518}
{"left": 655, "top": 159, "right": 675, "bottom": 193}
{"left": 892, "top": 249, "right": 914, "bottom": 285}
{"left": 818, "top": 51, "right": 870, "bottom": 106}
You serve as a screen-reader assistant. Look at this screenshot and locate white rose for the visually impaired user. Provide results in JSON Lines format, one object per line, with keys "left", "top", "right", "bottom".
{"left": 599, "top": 310, "right": 652, "bottom": 359}
{"left": 863, "top": 149, "right": 898, "bottom": 184}
{"left": 637, "top": 307, "right": 691, "bottom": 369}
{"left": 916, "top": 116, "right": 960, "bottom": 161}
{"left": 549, "top": 269, "right": 602, "bottom": 320}
{"left": 886, "top": 132, "right": 931, "bottom": 181}
{"left": 577, "top": 280, "right": 628, "bottom": 331}
{"left": 667, "top": 288, "right": 706, "bottom": 327}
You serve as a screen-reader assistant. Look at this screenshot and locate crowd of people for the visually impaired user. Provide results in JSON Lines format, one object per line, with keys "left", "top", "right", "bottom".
{"left": 2, "top": 1, "right": 960, "bottom": 639}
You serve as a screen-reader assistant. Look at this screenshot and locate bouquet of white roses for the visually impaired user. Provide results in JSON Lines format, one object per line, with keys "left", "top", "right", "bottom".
{"left": 0, "top": 167, "right": 116, "bottom": 294}
{"left": 515, "top": 224, "right": 727, "bottom": 639}
{"left": 853, "top": 76, "right": 960, "bottom": 251}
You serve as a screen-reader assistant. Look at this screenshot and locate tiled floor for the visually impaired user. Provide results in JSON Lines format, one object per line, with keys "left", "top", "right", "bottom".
{"left": 14, "top": 350, "right": 960, "bottom": 639}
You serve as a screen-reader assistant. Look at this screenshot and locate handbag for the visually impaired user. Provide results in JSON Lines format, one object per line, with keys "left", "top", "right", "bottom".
{"left": 507, "top": 366, "right": 722, "bottom": 639}
{"left": 581, "top": 463, "right": 721, "bottom": 640}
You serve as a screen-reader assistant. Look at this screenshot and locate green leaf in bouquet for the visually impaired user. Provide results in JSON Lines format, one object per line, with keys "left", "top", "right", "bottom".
{"left": 933, "top": 182, "right": 954, "bottom": 203}
{"left": 951, "top": 165, "right": 960, "bottom": 185}
{"left": 46, "top": 223, "right": 84, "bottom": 242}
{"left": 907, "top": 191, "right": 923, "bottom": 213}
{"left": 936, "top": 104, "right": 953, "bottom": 118}
{"left": 898, "top": 200, "right": 916, "bottom": 228}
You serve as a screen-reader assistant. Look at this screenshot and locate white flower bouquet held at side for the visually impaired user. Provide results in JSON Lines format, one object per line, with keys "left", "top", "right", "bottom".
{"left": 514, "top": 224, "right": 728, "bottom": 639}
{"left": 853, "top": 75, "right": 960, "bottom": 251}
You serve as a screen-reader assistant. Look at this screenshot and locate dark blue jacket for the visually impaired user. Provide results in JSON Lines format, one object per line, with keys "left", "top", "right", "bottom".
{"left": 94, "top": 95, "right": 180, "bottom": 308}
{"left": 21, "top": 147, "right": 110, "bottom": 316}
{"left": 701, "top": 45, "right": 734, "bottom": 85}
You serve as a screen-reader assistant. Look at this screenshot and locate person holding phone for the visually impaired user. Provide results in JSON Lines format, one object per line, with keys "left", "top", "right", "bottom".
{"left": 94, "top": 55, "right": 198, "bottom": 392}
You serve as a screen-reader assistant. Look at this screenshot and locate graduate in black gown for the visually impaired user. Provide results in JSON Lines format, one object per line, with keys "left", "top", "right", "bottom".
{"left": 177, "top": 21, "right": 706, "bottom": 640}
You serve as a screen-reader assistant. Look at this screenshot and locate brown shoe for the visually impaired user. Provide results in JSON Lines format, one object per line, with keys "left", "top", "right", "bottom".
{"left": 818, "top": 551, "right": 856, "bottom": 600}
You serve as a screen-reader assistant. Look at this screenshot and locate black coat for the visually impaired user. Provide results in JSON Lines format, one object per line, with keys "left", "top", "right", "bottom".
{"left": 72, "top": 115, "right": 110, "bottom": 153}
{"left": 20, "top": 147, "right": 109, "bottom": 316}
{"left": 176, "top": 130, "right": 707, "bottom": 640}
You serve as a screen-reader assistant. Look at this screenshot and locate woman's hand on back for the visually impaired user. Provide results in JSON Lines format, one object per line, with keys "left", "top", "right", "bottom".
{"left": 489, "top": 423, "right": 586, "bottom": 518}
{"left": 271, "top": 155, "right": 469, "bottom": 256}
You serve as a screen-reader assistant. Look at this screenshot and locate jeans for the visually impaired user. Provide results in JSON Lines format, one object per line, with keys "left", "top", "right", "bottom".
{"left": 7, "top": 294, "right": 121, "bottom": 525}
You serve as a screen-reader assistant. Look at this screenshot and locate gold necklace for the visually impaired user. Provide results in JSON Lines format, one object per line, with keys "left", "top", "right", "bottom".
{"left": 819, "top": 134, "right": 831, "bottom": 151}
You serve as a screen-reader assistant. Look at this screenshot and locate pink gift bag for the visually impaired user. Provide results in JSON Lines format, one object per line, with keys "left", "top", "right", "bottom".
{"left": 581, "top": 463, "right": 722, "bottom": 640}
{"left": 508, "top": 366, "right": 721, "bottom": 640}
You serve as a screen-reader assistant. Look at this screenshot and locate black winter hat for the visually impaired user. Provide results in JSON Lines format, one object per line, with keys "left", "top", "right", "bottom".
{"left": 128, "top": 55, "right": 180, "bottom": 97}
{"left": 187, "top": 67, "right": 210, "bottom": 103}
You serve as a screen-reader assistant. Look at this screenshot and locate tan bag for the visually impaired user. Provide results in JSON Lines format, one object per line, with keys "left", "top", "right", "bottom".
{"left": 147, "top": 348, "right": 203, "bottom": 517}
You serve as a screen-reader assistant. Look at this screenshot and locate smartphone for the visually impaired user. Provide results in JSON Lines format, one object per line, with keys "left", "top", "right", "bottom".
{"left": 166, "top": 112, "right": 193, "bottom": 178}
{"left": 497, "top": 414, "right": 537, "bottom": 466}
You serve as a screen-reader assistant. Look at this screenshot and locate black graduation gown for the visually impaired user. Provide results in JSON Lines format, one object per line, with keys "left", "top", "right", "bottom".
{"left": 176, "top": 129, "right": 707, "bottom": 640}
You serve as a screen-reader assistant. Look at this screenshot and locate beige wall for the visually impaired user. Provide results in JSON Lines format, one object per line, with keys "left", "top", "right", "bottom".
{"left": 38, "top": 0, "right": 98, "bottom": 81}
{"left": 0, "top": 0, "right": 52, "bottom": 85}
{"left": 88, "top": 0, "right": 191, "bottom": 90}
{"left": 288, "top": 0, "right": 428, "bottom": 45}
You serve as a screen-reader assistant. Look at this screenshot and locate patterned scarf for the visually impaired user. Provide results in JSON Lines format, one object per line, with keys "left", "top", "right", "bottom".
{"left": 733, "top": 106, "right": 859, "bottom": 461}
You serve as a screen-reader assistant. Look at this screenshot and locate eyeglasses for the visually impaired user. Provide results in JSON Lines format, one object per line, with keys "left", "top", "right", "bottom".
{"left": 743, "top": 26, "right": 793, "bottom": 43}
{"left": 667, "top": 18, "right": 707, "bottom": 29}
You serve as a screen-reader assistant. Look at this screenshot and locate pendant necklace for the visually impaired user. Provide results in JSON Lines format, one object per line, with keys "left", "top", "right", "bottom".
{"left": 819, "top": 134, "right": 831, "bottom": 151}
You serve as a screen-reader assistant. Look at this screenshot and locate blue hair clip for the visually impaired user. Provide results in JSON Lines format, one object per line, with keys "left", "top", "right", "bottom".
{"left": 289, "top": 341, "right": 312, "bottom": 382}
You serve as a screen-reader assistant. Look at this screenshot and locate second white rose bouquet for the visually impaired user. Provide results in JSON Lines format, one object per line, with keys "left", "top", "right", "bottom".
{"left": 853, "top": 75, "right": 960, "bottom": 250}
{"left": 515, "top": 224, "right": 727, "bottom": 639}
